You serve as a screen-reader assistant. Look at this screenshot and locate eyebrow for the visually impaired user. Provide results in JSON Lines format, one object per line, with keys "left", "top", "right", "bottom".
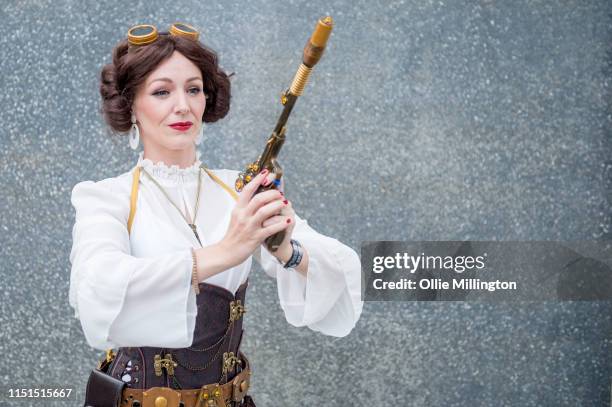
{"left": 148, "top": 76, "right": 203, "bottom": 86}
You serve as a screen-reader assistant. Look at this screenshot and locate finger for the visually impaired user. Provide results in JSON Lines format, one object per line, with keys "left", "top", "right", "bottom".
{"left": 276, "top": 201, "right": 294, "bottom": 217}
{"left": 261, "top": 211, "right": 295, "bottom": 228}
{"left": 262, "top": 173, "right": 276, "bottom": 187}
{"left": 245, "top": 189, "right": 284, "bottom": 216}
{"left": 257, "top": 216, "right": 292, "bottom": 240}
{"left": 236, "top": 169, "right": 269, "bottom": 208}
{"left": 252, "top": 197, "right": 288, "bottom": 225}
{"left": 277, "top": 177, "right": 284, "bottom": 194}
{"left": 261, "top": 215, "right": 285, "bottom": 228}
{"left": 261, "top": 172, "right": 283, "bottom": 190}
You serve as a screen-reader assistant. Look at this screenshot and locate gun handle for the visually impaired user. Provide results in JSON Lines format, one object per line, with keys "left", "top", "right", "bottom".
{"left": 265, "top": 230, "right": 286, "bottom": 253}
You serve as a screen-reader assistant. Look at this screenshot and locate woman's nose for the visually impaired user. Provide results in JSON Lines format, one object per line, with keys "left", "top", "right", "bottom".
{"left": 174, "top": 93, "right": 190, "bottom": 114}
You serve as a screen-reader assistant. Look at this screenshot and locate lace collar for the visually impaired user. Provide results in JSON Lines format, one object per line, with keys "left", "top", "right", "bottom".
{"left": 137, "top": 150, "right": 202, "bottom": 183}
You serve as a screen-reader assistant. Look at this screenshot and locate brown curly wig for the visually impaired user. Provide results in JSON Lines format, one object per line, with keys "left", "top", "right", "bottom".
{"left": 99, "top": 34, "right": 231, "bottom": 134}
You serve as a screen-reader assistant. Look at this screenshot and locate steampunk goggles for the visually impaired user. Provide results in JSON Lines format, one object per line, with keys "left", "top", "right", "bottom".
{"left": 127, "top": 22, "right": 199, "bottom": 46}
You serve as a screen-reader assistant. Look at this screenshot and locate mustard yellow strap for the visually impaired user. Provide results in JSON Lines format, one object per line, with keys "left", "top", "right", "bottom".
{"left": 127, "top": 166, "right": 141, "bottom": 235}
{"left": 201, "top": 166, "right": 239, "bottom": 201}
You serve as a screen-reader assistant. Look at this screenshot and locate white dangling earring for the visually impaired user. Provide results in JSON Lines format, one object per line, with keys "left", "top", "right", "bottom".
{"left": 195, "top": 123, "right": 204, "bottom": 145}
{"left": 129, "top": 113, "right": 140, "bottom": 150}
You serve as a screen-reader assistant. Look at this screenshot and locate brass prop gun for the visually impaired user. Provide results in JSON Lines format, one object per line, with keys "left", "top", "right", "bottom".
{"left": 234, "top": 16, "right": 334, "bottom": 252}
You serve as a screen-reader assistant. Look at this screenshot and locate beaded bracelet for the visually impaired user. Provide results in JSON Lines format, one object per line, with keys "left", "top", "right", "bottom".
{"left": 190, "top": 247, "right": 200, "bottom": 294}
{"left": 283, "top": 239, "right": 304, "bottom": 269}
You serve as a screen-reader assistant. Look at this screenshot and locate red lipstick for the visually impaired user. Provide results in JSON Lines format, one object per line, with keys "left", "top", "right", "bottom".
{"left": 169, "top": 121, "right": 193, "bottom": 131}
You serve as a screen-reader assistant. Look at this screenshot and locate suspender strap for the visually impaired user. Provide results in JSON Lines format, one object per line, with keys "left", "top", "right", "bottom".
{"left": 200, "top": 166, "right": 239, "bottom": 201}
{"left": 127, "top": 166, "right": 141, "bottom": 235}
{"left": 127, "top": 165, "right": 238, "bottom": 235}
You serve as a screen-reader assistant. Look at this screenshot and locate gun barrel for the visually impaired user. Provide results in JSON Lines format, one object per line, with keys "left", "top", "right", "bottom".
{"left": 310, "top": 16, "right": 333, "bottom": 48}
{"left": 302, "top": 16, "right": 334, "bottom": 68}
{"left": 236, "top": 16, "right": 333, "bottom": 196}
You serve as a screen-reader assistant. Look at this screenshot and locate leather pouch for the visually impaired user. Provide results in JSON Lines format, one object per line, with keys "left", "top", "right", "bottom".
{"left": 84, "top": 368, "right": 126, "bottom": 407}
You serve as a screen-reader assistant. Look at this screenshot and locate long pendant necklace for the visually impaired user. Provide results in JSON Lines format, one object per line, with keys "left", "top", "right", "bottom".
{"left": 140, "top": 166, "right": 203, "bottom": 247}
{"left": 140, "top": 164, "right": 232, "bottom": 390}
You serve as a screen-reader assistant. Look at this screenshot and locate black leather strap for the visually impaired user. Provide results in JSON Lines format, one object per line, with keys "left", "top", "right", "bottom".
{"left": 84, "top": 368, "right": 126, "bottom": 407}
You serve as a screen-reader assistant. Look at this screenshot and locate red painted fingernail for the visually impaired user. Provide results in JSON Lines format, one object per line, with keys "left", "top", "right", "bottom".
{"left": 286, "top": 219, "right": 291, "bottom": 224}
{"left": 283, "top": 199, "right": 288, "bottom": 205}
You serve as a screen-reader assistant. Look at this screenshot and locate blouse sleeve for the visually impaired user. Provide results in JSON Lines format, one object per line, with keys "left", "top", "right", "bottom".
{"left": 253, "top": 211, "right": 363, "bottom": 337}
{"left": 69, "top": 179, "right": 197, "bottom": 351}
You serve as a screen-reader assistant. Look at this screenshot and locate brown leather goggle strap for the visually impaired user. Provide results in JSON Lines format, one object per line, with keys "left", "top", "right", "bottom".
{"left": 121, "top": 358, "right": 251, "bottom": 407}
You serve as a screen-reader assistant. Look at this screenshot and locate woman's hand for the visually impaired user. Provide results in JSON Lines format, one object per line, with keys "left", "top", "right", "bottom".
{"left": 260, "top": 173, "right": 296, "bottom": 263}
{"left": 218, "top": 169, "right": 292, "bottom": 268}
{"left": 195, "top": 169, "right": 306, "bottom": 282}
{"left": 260, "top": 172, "right": 309, "bottom": 274}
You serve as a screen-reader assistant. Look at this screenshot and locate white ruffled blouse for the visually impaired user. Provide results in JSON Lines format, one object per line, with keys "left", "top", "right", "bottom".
{"left": 69, "top": 151, "right": 363, "bottom": 350}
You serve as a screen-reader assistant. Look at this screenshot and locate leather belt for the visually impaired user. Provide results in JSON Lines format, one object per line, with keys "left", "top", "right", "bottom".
{"left": 120, "top": 356, "right": 251, "bottom": 407}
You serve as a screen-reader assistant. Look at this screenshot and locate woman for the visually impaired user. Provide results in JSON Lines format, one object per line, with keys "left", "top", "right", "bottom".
{"left": 69, "top": 22, "right": 362, "bottom": 407}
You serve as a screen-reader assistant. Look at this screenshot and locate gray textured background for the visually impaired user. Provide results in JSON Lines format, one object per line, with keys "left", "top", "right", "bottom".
{"left": 1, "top": 0, "right": 611, "bottom": 406}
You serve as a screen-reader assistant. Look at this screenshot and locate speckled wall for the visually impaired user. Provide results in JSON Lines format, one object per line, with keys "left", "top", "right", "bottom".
{"left": 1, "top": 0, "right": 611, "bottom": 406}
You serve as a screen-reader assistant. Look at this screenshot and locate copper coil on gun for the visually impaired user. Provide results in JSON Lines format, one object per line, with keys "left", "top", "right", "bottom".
{"left": 289, "top": 64, "right": 313, "bottom": 96}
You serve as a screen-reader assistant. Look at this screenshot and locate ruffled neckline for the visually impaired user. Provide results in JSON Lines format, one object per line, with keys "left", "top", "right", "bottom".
{"left": 137, "top": 150, "right": 202, "bottom": 183}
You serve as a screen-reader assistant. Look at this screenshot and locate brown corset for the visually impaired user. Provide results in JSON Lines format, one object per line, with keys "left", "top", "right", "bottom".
{"left": 106, "top": 280, "right": 248, "bottom": 390}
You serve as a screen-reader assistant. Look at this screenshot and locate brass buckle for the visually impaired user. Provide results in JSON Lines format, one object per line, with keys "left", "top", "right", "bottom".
{"left": 222, "top": 352, "right": 240, "bottom": 375}
{"left": 196, "top": 383, "right": 224, "bottom": 407}
{"left": 154, "top": 353, "right": 178, "bottom": 377}
{"left": 229, "top": 300, "right": 246, "bottom": 322}
{"left": 142, "top": 387, "right": 181, "bottom": 407}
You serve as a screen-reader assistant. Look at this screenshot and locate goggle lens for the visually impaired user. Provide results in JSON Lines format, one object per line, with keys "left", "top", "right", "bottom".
{"left": 127, "top": 23, "right": 199, "bottom": 46}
